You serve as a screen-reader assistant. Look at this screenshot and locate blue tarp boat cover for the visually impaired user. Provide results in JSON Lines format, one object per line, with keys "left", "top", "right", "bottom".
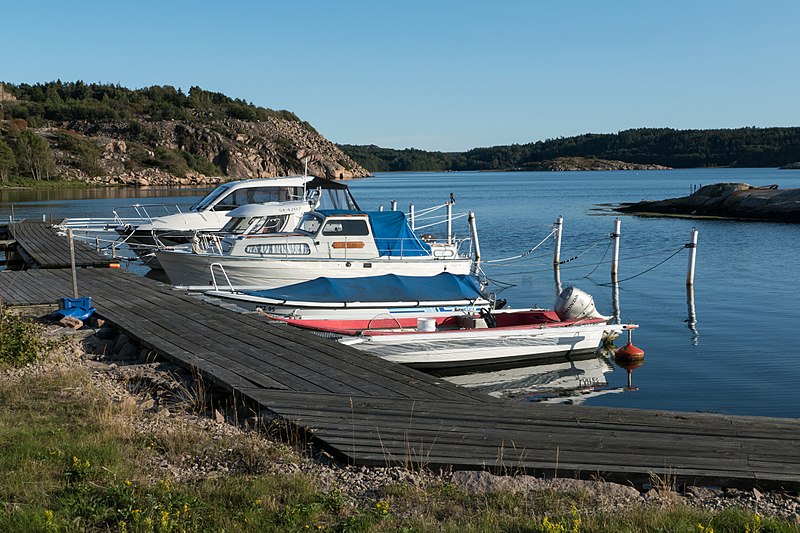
{"left": 242, "top": 273, "right": 485, "bottom": 303}
{"left": 317, "top": 210, "right": 431, "bottom": 257}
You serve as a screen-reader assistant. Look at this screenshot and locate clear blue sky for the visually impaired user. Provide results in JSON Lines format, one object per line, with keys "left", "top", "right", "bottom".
{"left": 2, "top": 0, "right": 799, "bottom": 151}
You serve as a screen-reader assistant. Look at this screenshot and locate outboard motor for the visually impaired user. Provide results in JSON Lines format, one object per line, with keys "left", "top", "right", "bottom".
{"left": 554, "top": 286, "right": 608, "bottom": 321}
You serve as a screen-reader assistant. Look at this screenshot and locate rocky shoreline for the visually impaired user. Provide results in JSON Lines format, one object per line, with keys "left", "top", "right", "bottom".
{"left": 9, "top": 319, "right": 797, "bottom": 524}
{"left": 523, "top": 157, "right": 670, "bottom": 172}
{"left": 615, "top": 182, "right": 800, "bottom": 222}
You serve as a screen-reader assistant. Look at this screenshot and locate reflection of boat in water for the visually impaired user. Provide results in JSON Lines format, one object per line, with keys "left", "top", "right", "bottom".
{"left": 441, "top": 352, "right": 614, "bottom": 400}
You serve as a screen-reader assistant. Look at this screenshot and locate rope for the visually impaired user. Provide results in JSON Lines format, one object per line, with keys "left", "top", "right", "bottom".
{"left": 485, "top": 229, "right": 555, "bottom": 264}
{"left": 583, "top": 240, "right": 613, "bottom": 278}
{"left": 598, "top": 245, "right": 686, "bottom": 286}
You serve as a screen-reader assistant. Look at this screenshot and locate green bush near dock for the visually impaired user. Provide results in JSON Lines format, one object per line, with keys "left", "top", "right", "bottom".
{"left": 0, "top": 310, "right": 45, "bottom": 367}
{"left": 0, "top": 337, "right": 798, "bottom": 532}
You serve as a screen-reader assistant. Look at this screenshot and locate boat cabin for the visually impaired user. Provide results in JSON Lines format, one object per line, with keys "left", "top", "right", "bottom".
{"left": 221, "top": 209, "right": 461, "bottom": 260}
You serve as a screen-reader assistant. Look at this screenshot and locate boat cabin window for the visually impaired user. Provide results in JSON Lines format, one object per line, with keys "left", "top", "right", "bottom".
{"left": 321, "top": 219, "right": 369, "bottom": 236}
{"left": 297, "top": 213, "right": 324, "bottom": 234}
{"left": 244, "top": 243, "right": 311, "bottom": 255}
{"left": 212, "top": 186, "right": 304, "bottom": 211}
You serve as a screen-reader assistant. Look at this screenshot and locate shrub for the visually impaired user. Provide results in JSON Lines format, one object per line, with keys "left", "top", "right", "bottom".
{"left": 0, "top": 309, "right": 45, "bottom": 367}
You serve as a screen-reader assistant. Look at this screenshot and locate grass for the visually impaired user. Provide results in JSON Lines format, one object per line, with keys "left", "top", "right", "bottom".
{"left": 0, "top": 320, "right": 799, "bottom": 532}
{"left": 0, "top": 176, "right": 95, "bottom": 188}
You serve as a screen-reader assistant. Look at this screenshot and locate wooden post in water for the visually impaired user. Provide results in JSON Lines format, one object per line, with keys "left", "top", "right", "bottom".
{"left": 553, "top": 215, "right": 563, "bottom": 265}
{"left": 390, "top": 200, "right": 397, "bottom": 211}
{"left": 686, "top": 227, "right": 699, "bottom": 286}
{"left": 409, "top": 203, "right": 415, "bottom": 231}
{"left": 67, "top": 229, "right": 78, "bottom": 298}
{"left": 611, "top": 282, "right": 621, "bottom": 324}
{"left": 611, "top": 218, "right": 621, "bottom": 282}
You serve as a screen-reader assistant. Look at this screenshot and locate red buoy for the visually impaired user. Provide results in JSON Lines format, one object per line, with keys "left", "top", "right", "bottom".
{"left": 614, "top": 326, "right": 644, "bottom": 360}
{"left": 615, "top": 341, "right": 645, "bottom": 359}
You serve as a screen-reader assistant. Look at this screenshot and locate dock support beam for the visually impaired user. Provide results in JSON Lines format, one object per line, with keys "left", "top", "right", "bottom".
{"left": 68, "top": 229, "right": 78, "bottom": 298}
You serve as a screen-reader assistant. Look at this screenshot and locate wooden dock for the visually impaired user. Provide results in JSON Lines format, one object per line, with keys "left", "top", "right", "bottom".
{"left": 0, "top": 221, "right": 114, "bottom": 269}
{"left": 2, "top": 265, "right": 800, "bottom": 490}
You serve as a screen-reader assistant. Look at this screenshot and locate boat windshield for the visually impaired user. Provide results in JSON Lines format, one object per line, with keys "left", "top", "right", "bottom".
{"left": 296, "top": 212, "right": 324, "bottom": 235}
{"left": 190, "top": 183, "right": 232, "bottom": 211}
{"left": 191, "top": 184, "right": 306, "bottom": 212}
{"left": 221, "top": 215, "right": 290, "bottom": 235}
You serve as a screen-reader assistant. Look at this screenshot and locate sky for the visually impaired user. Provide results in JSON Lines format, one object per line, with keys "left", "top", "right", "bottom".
{"left": 2, "top": 0, "right": 799, "bottom": 152}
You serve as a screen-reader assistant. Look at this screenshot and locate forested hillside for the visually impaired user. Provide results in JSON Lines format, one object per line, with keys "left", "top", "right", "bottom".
{"left": 0, "top": 81, "right": 369, "bottom": 185}
{"left": 340, "top": 127, "right": 800, "bottom": 172}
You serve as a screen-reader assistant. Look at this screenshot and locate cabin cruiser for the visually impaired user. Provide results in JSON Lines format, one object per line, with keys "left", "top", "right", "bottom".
{"left": 115, "top": 175, "right": 359, "bottom": 262}
{"left": 156, "top": 207, "right": 480, "bottom": 290}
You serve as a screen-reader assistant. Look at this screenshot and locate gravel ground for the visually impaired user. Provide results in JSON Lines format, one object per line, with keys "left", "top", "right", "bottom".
{"left": 7, "top": 321, "right": 800, "bottom": 523}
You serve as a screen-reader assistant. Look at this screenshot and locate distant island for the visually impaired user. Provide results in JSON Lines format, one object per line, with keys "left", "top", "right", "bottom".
{"left": 340, "top": 128, "right": 800, "bottom": 172}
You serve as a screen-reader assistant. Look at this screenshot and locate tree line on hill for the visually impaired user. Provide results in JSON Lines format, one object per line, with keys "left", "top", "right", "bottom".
{"left": 0, "top": 81, "right": 314, "bottom": 182}
{"left": 339, "top": 127, "right": 800, "bottom": 172}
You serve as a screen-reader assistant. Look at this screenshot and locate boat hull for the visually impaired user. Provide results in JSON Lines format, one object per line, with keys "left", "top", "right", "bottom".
{"left": 158, "top": 250, "right": 474, "bottom": 290}
{"left": 349, "top": 323, "right": 624, "bottom": 370}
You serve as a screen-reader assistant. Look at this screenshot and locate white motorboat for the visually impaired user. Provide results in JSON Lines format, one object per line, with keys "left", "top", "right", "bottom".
{"left": 268, "top": 286, "right": 640, "bottom": 370}
{"left": 206, "top": 272, "right": 492, "bottom": 321}
{"left": 157, "top": 205, "right": 479, "bottom": 290}
{"left": 115, "top": 175, "right": 359, "bottom": 259}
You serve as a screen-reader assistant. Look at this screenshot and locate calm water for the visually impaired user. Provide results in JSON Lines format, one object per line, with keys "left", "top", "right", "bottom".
{"left": 3, "top": 168, "right": 800, "bottom": 417}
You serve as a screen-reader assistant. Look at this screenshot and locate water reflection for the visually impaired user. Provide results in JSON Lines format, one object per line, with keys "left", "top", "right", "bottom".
{"left": 686, "top": 285, "right": 699, "bottom": 344}
{"left": 437, "top": 349, "right": 642, "bottom": 404}
{"left": 0, "top": 186, "right": 208, "bottom": 204}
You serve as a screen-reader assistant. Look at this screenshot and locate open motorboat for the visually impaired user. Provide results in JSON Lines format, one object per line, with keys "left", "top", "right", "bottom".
{"left": 266, "top": 286, "right": 639, "bottom": 370}
{"left": 206, "top": 272, "right": 492, "bottom": 321}
{"left": 115, "top": 175, "right": 359, "bottom": 262}
{"left": 157, "top": 204, "right": 480, "bottom": 290}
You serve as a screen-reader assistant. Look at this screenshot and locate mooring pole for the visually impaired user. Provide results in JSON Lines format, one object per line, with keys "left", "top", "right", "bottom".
{"left": 390, "top": 200, "right": 397, "bottom": 211}
{"left": 611, "top": 282, "right": 621, "bottom": 324}
{"left": 409, "top": 203, "right": 415, "bottom": 231}
{"left": 553, "top": 265, "right": 563, "bottom": 302}
{"left": 68, "top": 229, "right": 78, "bottom": 298}
{"left": 686, "top": 227, "right": 699, "bottom": 286}
{"left": 468, "top": 212, "right": 480, "bottom": 274}
{"left": 611, "top": 218, "right": 621, "bottom": 282}
{"left": 553, "top": 215, "right": 563, "bottom": 266}
{"left": 446, "top": 201, "right": 453, "bottom": 245}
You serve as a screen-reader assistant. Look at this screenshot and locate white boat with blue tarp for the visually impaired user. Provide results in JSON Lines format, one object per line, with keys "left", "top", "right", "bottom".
{"left": 206, "top": 272, "right": 491, "bottom": 321}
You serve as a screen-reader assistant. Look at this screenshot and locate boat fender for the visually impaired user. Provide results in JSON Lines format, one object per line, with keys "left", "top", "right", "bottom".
{"left": 479, "top": 308, "right": 496, "bottom": 328}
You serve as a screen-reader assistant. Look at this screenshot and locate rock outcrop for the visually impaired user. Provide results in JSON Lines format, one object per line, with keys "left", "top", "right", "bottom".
{"left": 525, "top": 157, "right": 670, "bottom": 171}
{"left": 616, "top": 182, "right": 800, "bottom": 222}
{"left": 53, "top": 114, "right": 370, "bottom": 186}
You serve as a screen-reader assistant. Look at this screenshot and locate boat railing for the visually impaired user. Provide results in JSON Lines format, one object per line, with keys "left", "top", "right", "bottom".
{"left": 111, "top": 203, "right": 191, "bottom": 226}
{"left": 209, "top": 262, "right": 235, "bottom": 292}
